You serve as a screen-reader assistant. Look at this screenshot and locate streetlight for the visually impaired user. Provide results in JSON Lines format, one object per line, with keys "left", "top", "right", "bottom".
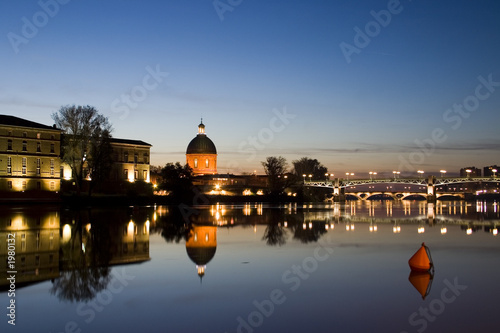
{"left": 369, "top": 171, "right": 377, "bottom": 180}
{"left": 392, "top": 171, "right": 400, "bottom": 179}
{"left": 346, "top": 172, "right": 354, "bottom": 180}
{"left": 302, "top": 174, "right": 306, "bottom": 183}
{"left": 466, "top": 169, "right": 472, "bottom": 178}
{"left": 417, "top": 170, "right": 424, "bottom": 179}
{"left": 492, "top": 169, "right": 497, "bottom": 178}
{"left": 440, "top": 170, "right": 447, "bottom": 177}
{"left": 325, "top": 173, "right": 329, "bottom": 181}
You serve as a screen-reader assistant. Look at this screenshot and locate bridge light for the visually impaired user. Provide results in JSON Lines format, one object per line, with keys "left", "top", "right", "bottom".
{"left": 465, "top": 169, "right": 472, "bottom": 178}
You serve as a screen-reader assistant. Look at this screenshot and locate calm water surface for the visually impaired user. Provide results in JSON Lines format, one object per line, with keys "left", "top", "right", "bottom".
{"left": 1, "top": 201, "right": 499, "bottom": 333}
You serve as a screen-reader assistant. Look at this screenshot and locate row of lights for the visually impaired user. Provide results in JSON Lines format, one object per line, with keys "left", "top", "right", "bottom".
{"left": 302, "top": 169, "right": 500, "bottom": 181}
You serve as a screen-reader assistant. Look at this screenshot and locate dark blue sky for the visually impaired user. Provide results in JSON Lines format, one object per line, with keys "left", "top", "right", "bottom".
{"left": 1, "top": 0, "right": 499, "bottom": 176}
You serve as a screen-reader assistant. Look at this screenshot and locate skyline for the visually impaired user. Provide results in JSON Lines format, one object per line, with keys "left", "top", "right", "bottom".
{"left": 2, "top": 0, "right": 500, "bottom": 176}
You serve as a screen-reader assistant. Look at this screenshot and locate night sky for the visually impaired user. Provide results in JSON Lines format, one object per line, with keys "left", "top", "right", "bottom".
{"left": 2, "top": 0, "right": 499, "bottom": 176}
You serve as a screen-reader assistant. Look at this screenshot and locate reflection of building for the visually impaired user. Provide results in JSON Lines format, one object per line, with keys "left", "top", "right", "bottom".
{"left": 185, "top": 225, "right": 217, "bottom": 280}
{"left": 60, "top": 212, "right": 151, "bottom": 268}
{"left": 0, "top": 208, "right": 60, "bottom": 289}
{"left": 186, "top": 120, "right": 217, "bottom": 175}
{"left": 0, "top": 115, "right": 61, "bottom": 192}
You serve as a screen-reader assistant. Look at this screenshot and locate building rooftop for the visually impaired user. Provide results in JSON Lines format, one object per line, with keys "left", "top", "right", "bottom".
{"left": 110, "top": 138, "right": 152, "bottom": 146}
{"left": 0, "top": 115, "right": 59, "bottom": 131}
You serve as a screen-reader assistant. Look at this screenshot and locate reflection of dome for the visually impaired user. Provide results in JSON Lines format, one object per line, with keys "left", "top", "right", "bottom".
{"left": 185, "top": 225, "right": 217, "bottom": 280}
{"left": 186, "top": 246, "right": 216, "bottom": 266}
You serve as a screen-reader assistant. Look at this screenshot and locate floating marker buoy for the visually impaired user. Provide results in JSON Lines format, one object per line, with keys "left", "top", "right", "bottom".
{"left": 408, "top": 271, "right": 434, "bottom": 300}
{"left": 408, "top": 242, "right": 434, "bottom": 272}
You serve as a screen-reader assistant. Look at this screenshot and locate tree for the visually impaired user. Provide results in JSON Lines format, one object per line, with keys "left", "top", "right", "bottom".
{"left": 87, "top": 127, "right": 113, "bottom": 195}
{"left": 292, "top": 157, "right": 328, "bottom": 180}
{"left": 52, "top": 105, "right": 113, "bottom": 195}
{"left": 261, "top": 156, "right": 288, "bottom": 195}
{"left": 160, "top": 162, "right": 194, "bottom": 201}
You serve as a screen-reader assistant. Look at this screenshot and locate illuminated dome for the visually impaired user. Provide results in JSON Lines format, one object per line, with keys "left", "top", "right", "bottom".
{"left": 186, "top": 120, "right": 218, "bottom": 175}
{"left": 186, "top": 134, "right": 217, "bottom": 155}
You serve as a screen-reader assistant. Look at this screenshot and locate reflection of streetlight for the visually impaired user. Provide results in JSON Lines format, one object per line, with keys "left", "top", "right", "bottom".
{"left": 440, "top": 170, "right": 447, "bottom": 177}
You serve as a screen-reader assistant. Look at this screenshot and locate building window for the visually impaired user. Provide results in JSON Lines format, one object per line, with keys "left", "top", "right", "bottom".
{"left": 124, "top": 169, "right": 128, "bottom": 179}
{"left": 37, "top": 142, "right": 41, "bottom": 152}
{"left": 7, "top": 181, "right": 12, "bottom": 189}
{"left": 37, "top": 133, "right": 41, "bottom": 139}
{"left": 143, "top": 153, "right": 148, "bottom": 164}
{"left": 134, "top": 154, "right": 138, "bottom": 164}
{"left": 194, "top": 159, "right": 198, "bottom": 168}
{"left": 37, "top": 158, "right": 41, "bottom": 176}
{"left": 22, "top": 157, "right": 27, "bottom": 175}
{"left": 206, "top": 159, "right": 209, "bottom": 168}
{"left": 50, "top": 182, "right": 55, "bottom": 190}
{"left": 7, "top": 157, "right": 11, "bottom": 174}
{"left": 23, "top": 141, "right": 27, "bottom": 151}
{"left": 143, "top": 170, "right": 148, "bottom": 180}
{"left": 50, "top": 143, "right": 55, "bottom": 153}
{"left": 8, "top": 131, "right": 12, "bottom": 136}
{"left": 50, "top": 159, "right": 55, "bottom": 176}
{"left": 7, "top": 139, "right": 12, "bottom": 150}
{"left": 23, "top": 132, "right": 27, "bottom": 138}
{"left": 124, "top": 152, "right": 128, "bottom": 162}
{"left": 51, "top": 134, "right": 55, "bottom": 140}
{"left": 134, "top": 169, "right": 138, "bottom": 180}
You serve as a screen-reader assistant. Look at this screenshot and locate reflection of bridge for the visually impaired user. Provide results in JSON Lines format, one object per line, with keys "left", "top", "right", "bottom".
{"left": 305, "top": 177, "right": 500, "bottom": 202}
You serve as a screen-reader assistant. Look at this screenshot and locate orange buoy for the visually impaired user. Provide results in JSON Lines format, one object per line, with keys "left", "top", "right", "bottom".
{"left": 408, "top": 242, "right": 434, "bottom": 272}
{"left": 408, "top": 271, "right": 433, "bottom": 300}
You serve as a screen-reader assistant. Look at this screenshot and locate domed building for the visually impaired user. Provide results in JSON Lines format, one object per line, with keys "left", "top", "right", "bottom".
{"left": 185, "top": 225, "right": 217, "bottom": 280}
{"left": 186, "top": 120, "right": 217, "bottom": 175}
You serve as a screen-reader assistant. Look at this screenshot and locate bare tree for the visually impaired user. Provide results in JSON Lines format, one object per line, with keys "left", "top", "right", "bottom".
{"left": 52, "top": 105, "right": 113, "bottom": 195}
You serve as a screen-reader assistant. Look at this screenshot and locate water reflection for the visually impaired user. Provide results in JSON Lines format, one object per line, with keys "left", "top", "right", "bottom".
{"left": 0, "top": 207, "right": 151, "bottom": 300}
{"left": 408, "top": 271, "right": 434, "bottom": 300}
{"left": 0, "top": 207, "right": 60, "bottom": 289}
